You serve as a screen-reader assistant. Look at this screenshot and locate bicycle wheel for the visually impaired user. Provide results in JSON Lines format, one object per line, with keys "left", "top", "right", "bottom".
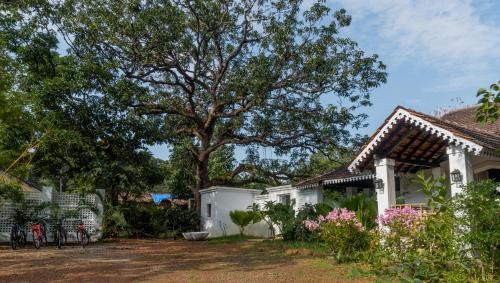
{"left": 20, "top": 230, "right": 27, "bottom": 248}
{"left": 83, "top": 230, "right": 90, "bottom": 247}
{"left": 32, "top": 231, "right": 40, "bottom": 249}
{"left": 10, "top": 230, "right": 18, "bottom": 250}
{"left": 41, "top": 224, "right": 48, "bottom": 247}
{"left": 61, "top": 227, "right": 67, "bottom": 246}
{"left": 55, "top": 230, "right": 61, "bottom": 249}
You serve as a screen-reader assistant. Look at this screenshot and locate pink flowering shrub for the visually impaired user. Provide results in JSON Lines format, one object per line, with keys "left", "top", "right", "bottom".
{"left": 378, "top": 206, "right": 423, "bottom": 229}
{"left": 377, "top": 207, "right": 426, "bottom": 258}
{"left": 303, "top": 208, "right": 370, "bottom": 261}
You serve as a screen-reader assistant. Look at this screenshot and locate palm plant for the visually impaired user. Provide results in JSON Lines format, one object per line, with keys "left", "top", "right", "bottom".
{"left": 229, "top": 210, "right": 254, "bottom": 236}
{"left": 339, "top": 193, "right": 377, "bottom": 229}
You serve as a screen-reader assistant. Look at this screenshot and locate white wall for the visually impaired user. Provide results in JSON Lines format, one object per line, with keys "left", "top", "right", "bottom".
{"left": 200, "top": 185, "right": 323, "bottom": 238}
{"left": 200, "top": 187, "right": 262, "bottom": 238}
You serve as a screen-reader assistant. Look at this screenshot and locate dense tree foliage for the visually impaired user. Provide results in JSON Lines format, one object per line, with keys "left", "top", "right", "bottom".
{"left": 48, "top": 0, "right": 385, "bottom": 206}
{"left": 1, "top": 1, "right": 386, "bottom": 208}
{"left": 0, "top": 1, "right": 165, "bottom": 204}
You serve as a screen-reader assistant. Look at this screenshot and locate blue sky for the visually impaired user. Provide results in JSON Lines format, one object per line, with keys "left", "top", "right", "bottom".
{"left": 149, "top": 0, "right": 500, "bottom": 160}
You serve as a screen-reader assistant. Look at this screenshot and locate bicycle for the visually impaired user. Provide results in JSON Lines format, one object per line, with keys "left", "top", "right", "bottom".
{"left": 52, "top": 221, "right": 67, "bottom": 249}
{"left": 31, "top": 219, "right": 48, "bottom": 249}
{"left": 10, "top": 223, "right": 27, "bottom": 250}
{"left": 76, "top": 220, "right": 90, "bottom": 248}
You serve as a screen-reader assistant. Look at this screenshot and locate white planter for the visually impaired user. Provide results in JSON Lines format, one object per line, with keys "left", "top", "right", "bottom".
{"left": 182, "top": 231, "right": 209, "bottom": 241}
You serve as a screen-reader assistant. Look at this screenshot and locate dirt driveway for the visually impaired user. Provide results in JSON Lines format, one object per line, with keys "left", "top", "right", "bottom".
{"left": 0, "top": 239, "right": 375, "bottom": 283}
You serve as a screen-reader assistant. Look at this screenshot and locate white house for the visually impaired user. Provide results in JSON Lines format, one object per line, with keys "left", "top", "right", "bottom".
{"left": 200, "top": 185, "right": 322, "bottom": 238}
{"left": 200, "top": 106, "right": 500, "bottom": 238}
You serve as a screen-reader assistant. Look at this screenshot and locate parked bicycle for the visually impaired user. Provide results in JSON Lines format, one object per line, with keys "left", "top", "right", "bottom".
{"left": 30, "top": 218, "right": 48, "bottom": 249}
{"left": 76, "top": 220, "right": 90, "bottom": 248}
{"left": 9, "top": 200, "right": 48, "bottom": 250}
{"left": 52, "top": 221, "right": 67, "bottom": 249}
{"left": 10, "top": 223, "right": 27, "bottom": 250}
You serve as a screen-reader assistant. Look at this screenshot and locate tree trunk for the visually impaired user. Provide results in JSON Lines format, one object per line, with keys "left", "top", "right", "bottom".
{"left": 193, "top": 157, "right": 210, "bottom": 211}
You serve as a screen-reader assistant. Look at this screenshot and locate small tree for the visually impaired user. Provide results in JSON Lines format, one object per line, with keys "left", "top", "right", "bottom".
{"left": 229, "top": 210, "right": 254, "bottom": 236}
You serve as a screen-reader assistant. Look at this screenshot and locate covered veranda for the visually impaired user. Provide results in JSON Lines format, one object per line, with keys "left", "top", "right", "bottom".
{"left": 347, "top": 106, "right": 500, "bottom": 215}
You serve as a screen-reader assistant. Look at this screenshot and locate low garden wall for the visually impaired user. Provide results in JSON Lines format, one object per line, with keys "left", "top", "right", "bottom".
{"left": 0, "top": 187, "right": 104, "bottom": 242}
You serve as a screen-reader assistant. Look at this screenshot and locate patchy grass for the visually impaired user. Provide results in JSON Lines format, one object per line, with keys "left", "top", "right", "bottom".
{"left": 207, "top": 234, "right": 262, "bottom": 244}
{"left": 261, "top": 240, "right": 330, "bottom": 256}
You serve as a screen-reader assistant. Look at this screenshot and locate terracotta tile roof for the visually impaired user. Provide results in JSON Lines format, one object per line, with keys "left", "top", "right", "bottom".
{"left": 402, "top": 106, "right": 500, "bottom": 150}
{"left": 299, "top": 105, "right": 500, "bottom": 187}
{"left": 348, "top": 105, "right": 500, "bottom": 172}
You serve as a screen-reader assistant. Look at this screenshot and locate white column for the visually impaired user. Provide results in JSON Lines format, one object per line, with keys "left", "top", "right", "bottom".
{"left": 41, "top": 186, "right": 53, "bottom": 202}
{"left": 374, "top": 158, "right": 396, "bottom": 216}
{"left": 447, "top": 145, "right": 474, "bottom": 197}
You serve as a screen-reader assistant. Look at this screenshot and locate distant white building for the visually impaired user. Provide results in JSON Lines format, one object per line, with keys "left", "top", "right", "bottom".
{"left": 200, "top": 185, "right": 322, "bottom": 238}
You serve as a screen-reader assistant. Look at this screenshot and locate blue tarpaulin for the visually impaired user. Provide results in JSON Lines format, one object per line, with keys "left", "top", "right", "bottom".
{"left": 151, "top": 193, "right": 173, "bottom": 205}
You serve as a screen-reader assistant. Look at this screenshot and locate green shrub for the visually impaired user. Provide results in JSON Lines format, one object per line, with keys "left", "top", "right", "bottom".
{"left": 263, "top": 201, "right": 296, "bottom": 239}
{"left": 305, "top": 208, "right": 371, "bottom": 262}
{"left": 339, "top": 193, "right": 378, "bottom": 229}
{"left": 372, "top": 176, "right": 499, "bottom": 282}
{"left": 103, "top": 201, "right": 199, "bottom": 238}
{"left": 229, "top": 210, "right": 254, "bottom": 236}
{"left": 102, "top": 205, "right": 130, "bottom": 237}
{"left": 454, "top": 180, "right": 499, "bottom": 281}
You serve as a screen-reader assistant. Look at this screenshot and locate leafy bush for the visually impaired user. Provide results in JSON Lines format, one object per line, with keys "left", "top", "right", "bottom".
{"left": 339, "top": 193, "right": 378, "bottom": 229}
{"left": 376, "top": 206, "right": 425, "bottom": 259}
{"left": 304, "top": 208, "right": 371, "bottom": 262}
{"left": 229, "top": 210, "right": 254, "bottom": 236}
{"left": 454, "top": 180, "right": 499, "bottom": 281}
{"left": 263, "top": 201, "right": 296, "bottom": 239}
{"left": 103, "top": 201, "right": 199, "bottom": 238}
{"left": 102, "top": 205, "right": 130, "bottom": 237}
{"left": 372, "top": 175, "right": 499, "bottom": 282}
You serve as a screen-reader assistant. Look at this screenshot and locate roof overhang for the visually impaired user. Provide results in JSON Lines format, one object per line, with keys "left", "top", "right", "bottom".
{"left": 348, "top": 107, "right": 484, "bottom": 173}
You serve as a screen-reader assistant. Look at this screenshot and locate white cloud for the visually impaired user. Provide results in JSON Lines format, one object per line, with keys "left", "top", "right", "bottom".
{"left": 329, "top": 0, "right": 500, "bottom": 74}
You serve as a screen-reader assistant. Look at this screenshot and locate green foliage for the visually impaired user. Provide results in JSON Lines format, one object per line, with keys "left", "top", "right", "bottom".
{"left": 314, "top": 202, "right": 333, "bottom": 217}
{"left": 339, "top": 194, "right": 378, "bottom": 229}
{"left": 320, "top": 221, "right": 371, "bottom": 262}
{"left": 282, "top": 203, "right": 318, "bottom": 241}
{"left": 229, "top": 210, "right": 255, "bottom": 236}
{"left": 454, "top": 180, "right": 499, "bottom": 281}
{"left": 476, "top": 81, "right": 499, "bottom": 125}
{"left": 103, "top": 202, "right": 200, "bottom": 238}
{"left": 44, "top": 0, "right": 386, "bottom": 204}
{"left": 263, "top": 200, "right": 296, "bottom": 239}
{"left": 0, "top": 175, "right": 23, "bottom": 204}
{"left": 373, "top": 177, "right": 499, "bottom": 282}
{"left": 414, "top": 171, "right": 448, "bottom": 212}
{"left": 102, "top": 205, "right": 130, "bottom": 237}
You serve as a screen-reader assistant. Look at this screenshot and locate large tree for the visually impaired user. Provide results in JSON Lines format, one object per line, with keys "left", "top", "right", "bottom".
{"left": 49, "top": 0, "right": 386, "bottom": 207}
{"left": 0, "top": 1, "right": 165, "bottom": 204}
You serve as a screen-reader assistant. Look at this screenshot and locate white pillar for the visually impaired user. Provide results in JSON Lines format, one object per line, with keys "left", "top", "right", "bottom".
{"left": 374, "top": 158, "right": 396, "bottom": 216}
{"left": 41, "top": 186, "right": 53, "bottom": 202}
{"left": 447, "top": 145, "right": 474, "bottom": 197}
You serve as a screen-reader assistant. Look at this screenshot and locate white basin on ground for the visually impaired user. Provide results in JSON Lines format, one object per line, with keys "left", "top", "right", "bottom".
{"left": 182, "top": 231, "right": 209, "bottom": 241}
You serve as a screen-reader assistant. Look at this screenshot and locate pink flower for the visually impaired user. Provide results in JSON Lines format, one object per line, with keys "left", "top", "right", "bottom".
{"left": 303, "top": 219, "right": 320, "bottom": 231}
{"left": 377, "top": 207, "right": 424, "bottom": 230}
{"left": 303, "top": 208, "right": 364, "bottom": 232}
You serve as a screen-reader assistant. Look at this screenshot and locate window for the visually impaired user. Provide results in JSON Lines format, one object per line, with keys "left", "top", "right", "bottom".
{"left": 207, "top": 203, "right": 212, "bottom": 217}
{"left": 278, "top": 194, "right": 291, "bottom": 205}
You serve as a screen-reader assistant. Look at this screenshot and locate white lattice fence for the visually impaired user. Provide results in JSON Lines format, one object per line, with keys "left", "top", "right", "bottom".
{"left": 0, "top": 187, "right": 104, "bottom": 242}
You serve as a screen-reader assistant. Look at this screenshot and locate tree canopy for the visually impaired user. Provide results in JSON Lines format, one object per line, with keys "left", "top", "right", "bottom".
{"left": 1, "top": 0, "right": 386, "bottom": 208}
{"left": 49, "top": 0, "right": 386, "bottom": 206}
{"left": 0, "top": 1, "right": 165, "bottom": 204}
